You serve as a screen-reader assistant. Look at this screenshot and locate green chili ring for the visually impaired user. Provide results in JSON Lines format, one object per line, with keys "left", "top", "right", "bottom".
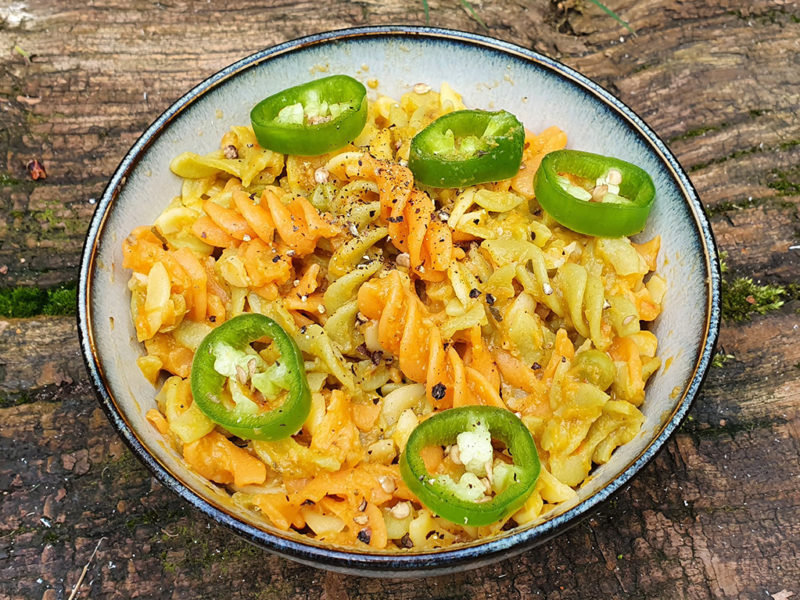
{"left": 250, "top": 75, "right": 368, "bottom": 156}
{"left": 533, "top": 149, "right": 656, "bottom": 237}
{"left": 408, "top": 109, "right": 525, "bottom": 188}
{"left": 190, "top": 313, "right": 311, "bottom": 441}
{"left": 400, "top": 406, "right": 540, "bottom": 527}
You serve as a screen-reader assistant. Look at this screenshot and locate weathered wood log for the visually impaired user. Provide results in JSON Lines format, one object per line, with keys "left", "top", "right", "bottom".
{"left": 1, "top": 0, "right": 799, "bottom": 598}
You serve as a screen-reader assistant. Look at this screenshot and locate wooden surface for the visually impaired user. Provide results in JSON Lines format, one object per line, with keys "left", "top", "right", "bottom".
{"left": 1, "top": 1, "right": 799, "bottom": 598}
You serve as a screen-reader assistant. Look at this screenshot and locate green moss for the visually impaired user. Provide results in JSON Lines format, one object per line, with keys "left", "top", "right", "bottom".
{"left": 706, "top": 196, "right": 763, "bottom": 216}
{"left": 157, "top": 523, "right": 262, "bottom": 575}
{"left": 718, "top": 251, "right": 728, "bottom": 274}
{"left": 41, "top": 523, "right": 70, "bottom": 545}
{"left": 97, "top": 450, "right": 147, "bottom": 487}
{"left": 0, "top": 172, "right": 21, "bottom": 186}
{"left": 669, "top": 123, "right": 726, "bottom": 144}
{"left": 161, "top": 551, "right": 178, "bottom": 574}
{"left": 689, "top": 144, "right": 762, "bottom": 173}
{"left": 0, "top": 391, "right": 32, "bottom": 409}
{"left": 728, "top": 8, "right": 800, "bottom": 24}
{"left": 0, "top": 282, "right": 77, "bottom": 317}
{"left": 766, "top": 165, "right": 800, "bottom": 196}
{"left": 43, "top": 286, "right": 77, "bottom": 315}
{"left": 712, "top": 352, "right": 735, "bottom": 368}
{"left": 721, "top": 276, "right": 787, "bottom": 322}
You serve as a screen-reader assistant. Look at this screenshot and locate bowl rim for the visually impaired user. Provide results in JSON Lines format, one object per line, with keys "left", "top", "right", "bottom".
{"left": 78, "top": 25, "right": 721, "bottom": 575}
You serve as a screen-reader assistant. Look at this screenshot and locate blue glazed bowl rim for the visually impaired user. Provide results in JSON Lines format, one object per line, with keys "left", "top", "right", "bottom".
{"left": 78, "top": 25, "right": 721, "bottom": 575}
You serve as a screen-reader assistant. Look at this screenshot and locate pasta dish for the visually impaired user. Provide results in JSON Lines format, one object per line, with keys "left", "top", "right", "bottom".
{"left": 123, "top": 77, "right": 664, "bottom": 550}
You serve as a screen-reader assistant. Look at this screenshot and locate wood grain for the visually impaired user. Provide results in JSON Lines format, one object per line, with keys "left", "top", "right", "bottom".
{"left": 1, "top": 0, "right": 799, "bottom": 598}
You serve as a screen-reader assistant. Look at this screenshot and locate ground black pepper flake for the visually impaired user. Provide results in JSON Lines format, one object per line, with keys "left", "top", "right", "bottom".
{"left": 469, "top": 288, "right": 481, "bottom": 298}
{"left": 399, "top": 533, "right": 414, "bottom": 548}
{"left": 209, "top": 315, "right": 216, "bottom": 323}
{"left": 431, "top": 382, "right": 447, "bottom": 400}
{"left": 357, "top": 528, "right": 371, "bottom": 544}
{"left": 485, "top": 293, "right": 496, "bottom": 305}
{"left": 532, "top": 362, "right": 541, "bottom": 370}
{"left": 272, "top": 255, "right": 281, "bottom": 263}
{"left": 387, "top": 215, "right": 404, "bottom": 223}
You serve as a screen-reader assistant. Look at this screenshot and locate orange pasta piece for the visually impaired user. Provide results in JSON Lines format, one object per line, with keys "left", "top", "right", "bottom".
{"left": 633, "top": 235, "right": 661, "bottom": 271}
{"left": 264, "top": 190, "right": 329, "bottom": 256}
{"left": 144, "top": 334, "right": 193, "bottom": 378}
{"left": 420, "top": 444, "right": 444, "bottom": 473}
{"left": 609, "top": 336, "right": 645, "bottom": 404}
{"left": 233, "top": 188, "right": 276, "bottom": 243}
{"left": 122, "top": 226, "right": 165, "bottom": 274}
{"left": 377, "top": 279, "right": 407, "bottom": 353}
{"left": 297, "top": 196, "right": 340, "bottom": 239}
{"left": 295, "top": 263, "right": 321, "bottom": 296}
{"left": 192, "top": 215, "right": 238, "bottom": 248}
{"left": 171, "top": 247, "right": 207, "bottom": 321}
{"left": 203, "top": 199, "right": 257, "bottom": 241}
{"left": 634, "top": 287, "right": 661, "bottom": 321}
{"left": 464, "top": 326, "right": 500, "bottom": 392}
{"left": 364, "top": 502, "right": 388, "bottom": 549}
{"left": 183, "top": 431, "right": 267, "bottom": 487}
{"left": 405, "top": 190, "right": 431, "bottom": 267}
{"left": 448, "top": 347, "right": 470, "bottom": 408}
{"left": 423, "top": 220, "right": 453, "bottom": 273}
{"left": 291, "top": 464, "right": 398, "bottom": 508}
{"left": 370, "top": 156, "right": 452, "bottom": 278}
{"left": 146, "top": 408, "right": 169, "bottom": 435}
{"left": 542, "top": 328, "right": 575, "bottom": 384}
{"left": 206, "top": 293, "right": 226, "bottom": 325}
{"left": 511, "top": 126, "right": 568, "bottom": 199}
{"left": 357, "top": 277, "right": 385, "bottom": 321}
{"left": 351, "top": 402, "right": 381, "bottom": 432}
{"left": 310, "top": 390, "right": 364, "bottom": 468}
{"left": 283, "top": 292, "right": 325, "bottom": 317}
{"left": 494, "top": 349, "right": 547, "bottom": 399}
{"left": 465, "top": 367, "right": 506, "bottom": 408}
{"left": 254, "top": 493, "right": 299, "bottom": 531}
{"left": 240, "top": 238, "right": 292, "bottom": 287}
{"left": 426, "top": 328, "right": 452, "bottom": 409}
{"left": 398, "top": 298, "right": 429, "bottom": 383}
{"left": 252, "top": 283, "right": 278, "bottom": 301}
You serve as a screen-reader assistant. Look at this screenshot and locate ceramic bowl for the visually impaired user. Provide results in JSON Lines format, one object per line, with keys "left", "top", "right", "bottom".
{"left": 78, "top": 26, "right": 721, "bottom": 577}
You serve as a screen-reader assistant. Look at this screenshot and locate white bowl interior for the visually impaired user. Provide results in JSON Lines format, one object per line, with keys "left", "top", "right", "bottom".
{"left": 87, "top": 32, "right": 713, "bottom": 556}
